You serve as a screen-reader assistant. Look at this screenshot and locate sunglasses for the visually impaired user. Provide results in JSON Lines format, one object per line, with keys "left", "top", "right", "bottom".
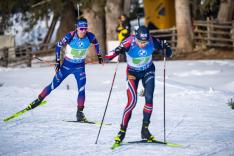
{"left": 78, "top": 28, "right": 87, "bottom": 31}
{"left": 137, "top": 39, "right": 149, "bottom": 45}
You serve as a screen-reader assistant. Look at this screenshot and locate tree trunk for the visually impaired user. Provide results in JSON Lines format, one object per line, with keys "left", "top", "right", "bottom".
{"left": 217, "top": 0, "right": 234, "bottom": 22}
{"left": 43, "top": 15, "right": 59, "bottom": 44}
{"left": 191, "top": 0, "right": 201, "bottom": 20}
{"left": 56, "top": 2, "right": 77, "bottom": 41}
{"left": 123, "top": 0, "right": 131, "bottom": 16}
{"left": 105, "top": 0, "right": 123, "bottom": 41}
{"left": 83, "top": 1, "right": 105, "bottom": 62}
{"left": 175, "top": 0, "right": 193, "bottom": 53}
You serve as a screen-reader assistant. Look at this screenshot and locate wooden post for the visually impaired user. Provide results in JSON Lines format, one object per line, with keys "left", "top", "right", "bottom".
{"left": 172, "top": 27, "right": 176, "bottom": 52}
{"left": 26, "top": 45, "right": 32, "bottom": 67}
{"left": 207, "top": 18, "right": 211, "bottom": 47}
{"left": 3, "top": 47, "right": 9, "bottom": 67}
{"left": 232, "top": 21, "right": 234, "bottom": 51}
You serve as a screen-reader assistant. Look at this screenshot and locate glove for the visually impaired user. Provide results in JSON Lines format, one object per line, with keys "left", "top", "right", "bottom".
{"left": 55, "top": 60, "right": 60, "bottom": 71}
{"left": 97, "top": 54, "right": 103, "bottom": 64}
{"left": 115, "top": 46, "right": 124, "bottom": 55}
{"left": 161, "top": 40, "right": 169, "bottom": 49}
{"left": 161, "top": 40, "right": 172, "bottom": 58}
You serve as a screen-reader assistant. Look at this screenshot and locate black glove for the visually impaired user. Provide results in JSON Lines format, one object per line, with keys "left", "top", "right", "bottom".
{"left": 161, "top": 40, "right": 172, "bottom": 58}
{"left": 161, "top": 40, "right": 169, "bottom": 49}
{"left": 55, "top": 60, "right": 60, "bottom": 71}
{"left": 115, "top": 46, "right": 124, "bottom": 55}
{"left": 97, "top": 54, "right": 103, "bottom": 64}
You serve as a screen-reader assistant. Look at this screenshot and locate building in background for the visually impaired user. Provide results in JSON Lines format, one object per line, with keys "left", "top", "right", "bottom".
{"left": 144, "top": 0, "right": 176, "bottom": 29}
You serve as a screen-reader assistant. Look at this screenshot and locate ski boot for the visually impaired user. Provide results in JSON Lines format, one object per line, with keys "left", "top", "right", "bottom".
{"left": 115, "top": 128, "right": 126, "bottom": 144}
{"left": 29, "top": 97, "right": 43, "bottom": 109}
{"left": 141, "top": 121, "right": 156, "bottom": 142}
{"left": 111, "top": 127, "right": 126, "bottom": 149}
{"left": 76, "top": 108, "right": 87, "bottom": 122}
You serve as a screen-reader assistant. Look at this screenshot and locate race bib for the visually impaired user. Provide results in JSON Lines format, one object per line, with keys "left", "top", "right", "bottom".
{"left": 71, "top": 49, "right": 86, "bottom": 58}
{"left": 132, "top": 57, "right": 150, "bottom": 65}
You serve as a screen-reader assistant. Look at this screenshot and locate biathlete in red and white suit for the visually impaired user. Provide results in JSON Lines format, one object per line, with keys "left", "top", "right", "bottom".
{"left": 104, "top": 26, "right": 172, "bottom": 144}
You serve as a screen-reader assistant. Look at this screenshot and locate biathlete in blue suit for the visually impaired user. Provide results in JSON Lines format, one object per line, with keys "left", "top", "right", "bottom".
{"left": 31, "top": 17, "right": 103, "bottom": 121}
{"left": 104, "top": 26, "right": 172, "bottom": 144}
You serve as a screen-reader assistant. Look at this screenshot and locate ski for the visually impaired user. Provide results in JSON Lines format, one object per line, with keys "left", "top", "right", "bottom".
{"left": 111, "top": 139, "right": 183, "bottom": 150}
{"left": 3, "top": 101, "right": 47, "bottom": 122}
{"left": 126, "top": 139, "right": 183, "bottom": 147}
{"left": 64, "top": 120, "right": 112, "bottom": 126}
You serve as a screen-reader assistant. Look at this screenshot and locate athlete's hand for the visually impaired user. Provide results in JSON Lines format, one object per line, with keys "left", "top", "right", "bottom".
{"left": 97, "top": 54, "right": 103, "bottom": 64}
{"left": 55, "top": 60, "right": 60, "bottom": 72}
{"left": 161, "top": 40, "right": 172, "bottom": 58}
{"left": 161, "top": 40, "right": 169, "bottom": 49}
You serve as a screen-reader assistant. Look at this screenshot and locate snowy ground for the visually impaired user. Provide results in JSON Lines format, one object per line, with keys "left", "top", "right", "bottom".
{"left": 0, "top": 60, "right": 234, "bottom": 156}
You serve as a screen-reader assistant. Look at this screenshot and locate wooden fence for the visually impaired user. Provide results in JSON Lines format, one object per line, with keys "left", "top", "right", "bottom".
{"left": 150, "top": 20, "right": 234, "bottom": 51}
{"left": 193, "top": 19, "right": 234, "bottom": 49}
{"left": 150, "top": 27, "right": 177, "bottom": 51}
{"left": 0, "top": 43, "right": 55, "bottom": 67}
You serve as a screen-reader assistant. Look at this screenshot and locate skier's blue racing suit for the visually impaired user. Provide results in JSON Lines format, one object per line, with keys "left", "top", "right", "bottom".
{"left": 39, "top": 30, "right": 100, "bottom": 110}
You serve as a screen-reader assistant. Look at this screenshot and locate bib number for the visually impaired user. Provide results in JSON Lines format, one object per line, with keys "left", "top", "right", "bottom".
{"left": 132, "top": 57, "right": 150, "bottom": 65}
{"left": 71, "top": 49, "right": 86, "bottom": 58}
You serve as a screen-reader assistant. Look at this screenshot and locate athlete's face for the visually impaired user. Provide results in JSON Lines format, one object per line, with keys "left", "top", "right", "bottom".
{"left": 136, "top": 39, "right": 149, "bottom": 48}
{"left": 77, "top": 27, "right": 87, "bottom": 38}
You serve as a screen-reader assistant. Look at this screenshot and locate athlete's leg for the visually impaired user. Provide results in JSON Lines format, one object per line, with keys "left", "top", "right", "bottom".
{"left": 142, "top": 65, "right": 155, "bottom": 123}
{"left": 114, "top": 70, "right": 139, "bottom": 144}
{"left": 141, "top": 65, "right": 156, "bottom": 140}
{"left": 73, "top": 66, "right": 86, "bottom": 110}
{"left": 73, "top": 66, "right": 87, "bottom": 121}
{"left": 39, "top": 63, "right": 71, "bottom": 100}
{"left": 120, "top": 72, "right": 139, "bottom": 129}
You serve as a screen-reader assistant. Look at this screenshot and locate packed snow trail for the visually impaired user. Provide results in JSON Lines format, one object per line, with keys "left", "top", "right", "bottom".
{"left": 0, "top": 60, "right": 234, "bottom": 156}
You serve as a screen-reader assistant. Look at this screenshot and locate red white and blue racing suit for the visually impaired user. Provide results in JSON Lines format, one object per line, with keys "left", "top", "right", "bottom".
{"left": 39, "top": 30, "right": 100, "bottom": 109}
{"left": 105, "top": 35, "right": 172, "bottom": 129}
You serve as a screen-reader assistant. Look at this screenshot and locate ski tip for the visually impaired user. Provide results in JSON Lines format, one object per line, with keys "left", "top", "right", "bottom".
{"left": 3, "top": 118, "right": 9, "bottom": 122}
{"left": 166, "top": 142, "right": 183, "bottom": 147}
{"left": 94, "top": 121, "right": 112, "bottom": 126}
{"left": 3, "top": 115, "right": 15, "bottom": 122}
{"left": 3, "top": 100, "right": 48, "bottom": 122}
{"left": 111, "top": 143, "right": 120, "bottom": 150}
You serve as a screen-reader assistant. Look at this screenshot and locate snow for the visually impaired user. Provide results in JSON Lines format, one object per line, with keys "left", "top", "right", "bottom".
{"left": 0, "top": 60, "right": 234, "bottom": 156}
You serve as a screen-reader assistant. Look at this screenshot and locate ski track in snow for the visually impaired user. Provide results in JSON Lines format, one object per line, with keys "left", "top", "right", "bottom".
{"left": 0, "top": 60, "right": 234, "bottom": 156}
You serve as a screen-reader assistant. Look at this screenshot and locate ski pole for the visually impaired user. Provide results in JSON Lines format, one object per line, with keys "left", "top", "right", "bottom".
{"left": 33, "top": 55, "right": 57, "bottom": 66}
{"left": 33, "top": 55, "right": 60, "bottom": 75}
{"left": 137, "top": 15, "right": 140, "bottom": 27}
{"left": 95, "top": 57, "right": 119, "bottom": 144}
{"left": 163, "top": 40, "right": 167, "bottom": 143}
